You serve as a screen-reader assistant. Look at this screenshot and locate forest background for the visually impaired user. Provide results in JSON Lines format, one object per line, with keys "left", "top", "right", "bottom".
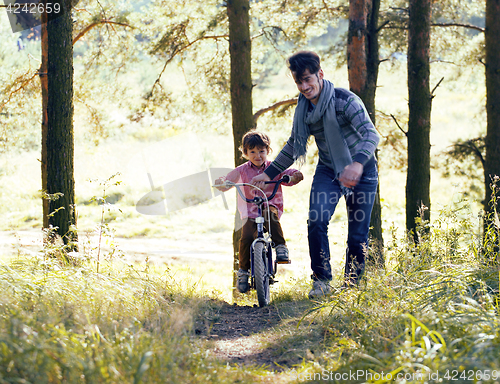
{"left": 0, "top": 0, "right": 487, "bottom": 261}
{"left": 0, "top": 0, "right": 499, "bottom": 383}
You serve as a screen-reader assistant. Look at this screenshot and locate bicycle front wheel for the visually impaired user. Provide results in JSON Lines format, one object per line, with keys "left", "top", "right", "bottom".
{"left": 253, "top": 241, "right": 270, "bottom": 307}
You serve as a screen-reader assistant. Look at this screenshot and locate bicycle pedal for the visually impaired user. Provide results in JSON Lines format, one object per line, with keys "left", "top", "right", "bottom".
{"left": 276, "top": 260, "right": 291, "bottom": 264}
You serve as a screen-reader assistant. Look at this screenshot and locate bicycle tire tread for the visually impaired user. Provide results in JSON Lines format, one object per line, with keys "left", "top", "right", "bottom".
{"left": 253, "top": 241, "right": 270, "bottom": 307}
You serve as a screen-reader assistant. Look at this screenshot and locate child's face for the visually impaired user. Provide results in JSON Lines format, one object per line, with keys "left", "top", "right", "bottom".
{"left": 246, "top": 146, "right": 268, "bottom": 167}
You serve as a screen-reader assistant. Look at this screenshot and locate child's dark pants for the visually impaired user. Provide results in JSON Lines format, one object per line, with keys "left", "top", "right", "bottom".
{"left": 239, "top": 206, "right": 286, "bottom": 271}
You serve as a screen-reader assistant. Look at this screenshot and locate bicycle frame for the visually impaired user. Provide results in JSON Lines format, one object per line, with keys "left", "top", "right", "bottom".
{"left": 213, "top": 175, "right": 291, "bottom": 296}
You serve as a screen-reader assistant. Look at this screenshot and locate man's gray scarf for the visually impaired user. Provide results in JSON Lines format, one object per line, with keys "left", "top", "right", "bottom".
{"left": 292, "top": 79, "right": 353, "bottom": 179}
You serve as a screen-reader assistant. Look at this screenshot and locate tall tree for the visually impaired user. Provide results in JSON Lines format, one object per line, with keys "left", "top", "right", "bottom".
{"left": 43, "top": 1, "right": 77, "bottom": 249}
{"left": 484, "top": 0, "right": 500, "bottom": 239}
{"left": 227, "top": 0, "right": 254, "bottom": 293}
{"left": 347, "top": 0, "right": 384, "bottom": 264}
{"left": 406, "top": 0, "right": 432, "bottom": 237}
{"left": 41, "top": 5, "right": 49, "bottom": 230}
{"left": 227, "top": 0, "right": 253, "bottom": 163}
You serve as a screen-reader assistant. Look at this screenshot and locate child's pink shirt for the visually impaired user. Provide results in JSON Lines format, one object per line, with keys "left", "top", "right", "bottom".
{"left": 218, "top": 160, "right": 300, "bottom": 219}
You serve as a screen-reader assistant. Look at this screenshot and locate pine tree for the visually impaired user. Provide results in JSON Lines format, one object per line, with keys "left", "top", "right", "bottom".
{"left": 43, "top": 1, "right": 77, "bottom": 250}
{"left": 227, "top": 0, "right": 254, "bottom": 293}
{"left": 406, "top": 0, "right": 432, "bottom": 238}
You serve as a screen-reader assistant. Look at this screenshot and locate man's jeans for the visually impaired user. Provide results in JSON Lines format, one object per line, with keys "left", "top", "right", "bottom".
{"left": 308, "top": 162, "right": 378, "bottom": 282}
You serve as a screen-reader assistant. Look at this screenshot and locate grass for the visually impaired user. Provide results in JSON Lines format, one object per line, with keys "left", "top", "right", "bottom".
{"left": 279, "top": 200, "right": 500, "bottom": 383}
{"left": 1, "top": 194, "right": 499, "bottom": 383}
{"left": 0, "top": 255, "right": 259, "bottom": 383}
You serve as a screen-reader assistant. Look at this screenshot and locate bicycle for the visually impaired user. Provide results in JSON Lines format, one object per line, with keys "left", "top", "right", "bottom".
{"left": 213, "top": 175, "right": 291, "bottom": 307}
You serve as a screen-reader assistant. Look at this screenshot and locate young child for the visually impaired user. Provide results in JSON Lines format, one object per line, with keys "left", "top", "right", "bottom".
{"left": 215, "top": 131, "right": 303, "bottom": 293}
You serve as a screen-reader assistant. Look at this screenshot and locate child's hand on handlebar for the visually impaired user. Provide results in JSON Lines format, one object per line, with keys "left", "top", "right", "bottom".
{"left": 290, "top": 171, "right": 304, "bottom": 184}
{"left": 214, "top": 178, "right": 228, "bottom": 191}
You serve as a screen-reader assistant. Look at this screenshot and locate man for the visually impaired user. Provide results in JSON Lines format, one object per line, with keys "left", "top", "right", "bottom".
{"left": 251, "top": 51, "right": 379, "bottom": 298}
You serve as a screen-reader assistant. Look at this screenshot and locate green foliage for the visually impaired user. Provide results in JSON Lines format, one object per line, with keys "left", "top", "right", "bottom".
{"left": 294, "top": 198, "right": 499, "bottom": 381}
{"left": 375, "top": 108, "right": 409, "bottom": 170}
{"left": 0, "top": 0, "right": 488, "bottom": 158}
{"left": 0, "top": 18, "right": 42, "bottom": 154}
{"left": 1, "top": 175, "right": 500, "bottom": 382}
{"left": 0, "top": 256, "right": 255, "bottom": 383}
{"left": 0, "top": 0, "right": 497, "bottom": 378}
{"left": 442, "top": 136, "right": 485, "bottom": 200}
{"left": 88, "top": 173, "right": 123, "bottom": 273}
{"left": 482, "top": 177, "right": 500, "bottom": 257}
{"left": 138, "top": 0, "right": 231, "bottom": 113}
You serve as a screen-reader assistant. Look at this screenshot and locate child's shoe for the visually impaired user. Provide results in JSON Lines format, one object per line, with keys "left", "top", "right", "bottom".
{"left": 275, "top": 244, "right": 290, "bottom": 263}
{"left": 236, "top": 269, "right": 250, "bottom": 293}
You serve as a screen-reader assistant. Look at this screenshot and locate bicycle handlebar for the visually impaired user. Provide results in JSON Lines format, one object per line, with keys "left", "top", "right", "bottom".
{"left": 213, "top": 174, "right": 291, "bottom": 205}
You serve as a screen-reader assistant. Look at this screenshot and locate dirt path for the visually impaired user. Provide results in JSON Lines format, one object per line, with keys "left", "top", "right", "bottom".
{"left": 204, "top": 303, "right": 284, "bottom": 366}
{"left": 0, "top": 229, "right": 231, "bottom": 264}
{"left": 194, "top": 299, "right": 316, "bottom": 375}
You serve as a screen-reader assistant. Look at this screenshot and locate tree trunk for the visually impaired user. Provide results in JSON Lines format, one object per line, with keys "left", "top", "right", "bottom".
{"left": 483, "top": 0, "right": 500, "bottom": 250}
{"left": 227, "top": 0, "right": 254, "bottom": 296}
{"left": 347, "top": 0, "right": 384, "bottom": 265}
{"left": 348, "top": 0, "right": 368, "bottom": 96}
{"left": 406, "top": 0, "right": 432, "bottom": 238}
{"left": 45, "top": 1, "right": 77, "bottom": 250}
{"left": 41, "top": 2, "right": 49, "bottom": 230}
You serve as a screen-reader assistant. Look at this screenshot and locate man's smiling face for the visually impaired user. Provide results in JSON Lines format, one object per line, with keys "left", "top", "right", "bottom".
{"left": 292, "top": 68, "right": 324, "bottom": 105}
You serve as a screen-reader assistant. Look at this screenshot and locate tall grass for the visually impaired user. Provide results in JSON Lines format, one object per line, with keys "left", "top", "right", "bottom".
{"left": 293, "top": 196, "right": 500, "bottom": 383}
{"left": 0, "top": 255, "right": 255, "bottom": 383}
{"left": 2, "top": 185, "right": 500, "bottom": 383}
{"left": 1, "top": 197, "right": 499, "bottom": 384}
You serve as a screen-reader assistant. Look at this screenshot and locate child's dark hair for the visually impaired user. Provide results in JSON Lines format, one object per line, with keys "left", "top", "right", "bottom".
{"left": 287, "top": 51, "right": 321, "bottom": 81}
{"left": 239, "top": 131, "right": 272, "bottom": 157}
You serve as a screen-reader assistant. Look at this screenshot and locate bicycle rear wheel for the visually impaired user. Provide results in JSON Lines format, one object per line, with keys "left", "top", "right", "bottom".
{"left": 253, "top": 241, "right": 270, "bottom": 307}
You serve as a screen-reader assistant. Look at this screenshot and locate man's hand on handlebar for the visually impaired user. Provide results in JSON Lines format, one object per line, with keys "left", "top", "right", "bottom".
{"left": 250, "top": 173, "right": 271, "bottom": 190}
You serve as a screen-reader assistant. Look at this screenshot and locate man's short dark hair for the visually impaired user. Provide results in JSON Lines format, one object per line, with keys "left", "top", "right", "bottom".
{"left": 287, "top": 51, "right": 321, "bottom": 80}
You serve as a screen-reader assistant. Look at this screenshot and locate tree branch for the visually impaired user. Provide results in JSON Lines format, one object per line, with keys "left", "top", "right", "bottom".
{"left": 376, "top": 20, "right": 391, "bottom": 34}
{"left": 253, "top": 97, "right": 298, "bottom": 123}
{"left": 0, "top": 72, "right": 37, "bottom": 113}
{"left": 379, "top": 22, "right": 484, "bottom": 33}
{"left": 251, "top": 26, "right": 287, "bottom": 40}
{"left": 431, "top": 76, "right": 444, "bottom": 99}
{"left": 151, "top": 34, "right": 228, "bottom": 93}
{"left": 432, "top": 22, "right": 484, "bottom": 33}
{"left": 452, "top": 141, "right": 485, "bottom": 167}
{"left": 391, "top": 114, "right": 407, "bottom": 136}
{"left": 73, "top": 20, "right": 134, "bottom": 45}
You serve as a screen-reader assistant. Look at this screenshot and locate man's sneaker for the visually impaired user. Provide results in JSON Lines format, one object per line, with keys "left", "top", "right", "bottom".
{"left": 236, "top": 269, "right": 250, "bottom": 293}
{"left": 308, "top": 279, "right": 332, "bottom": 299}
{"left": 275, "top": 244, "right": 290, "bottom": 263}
